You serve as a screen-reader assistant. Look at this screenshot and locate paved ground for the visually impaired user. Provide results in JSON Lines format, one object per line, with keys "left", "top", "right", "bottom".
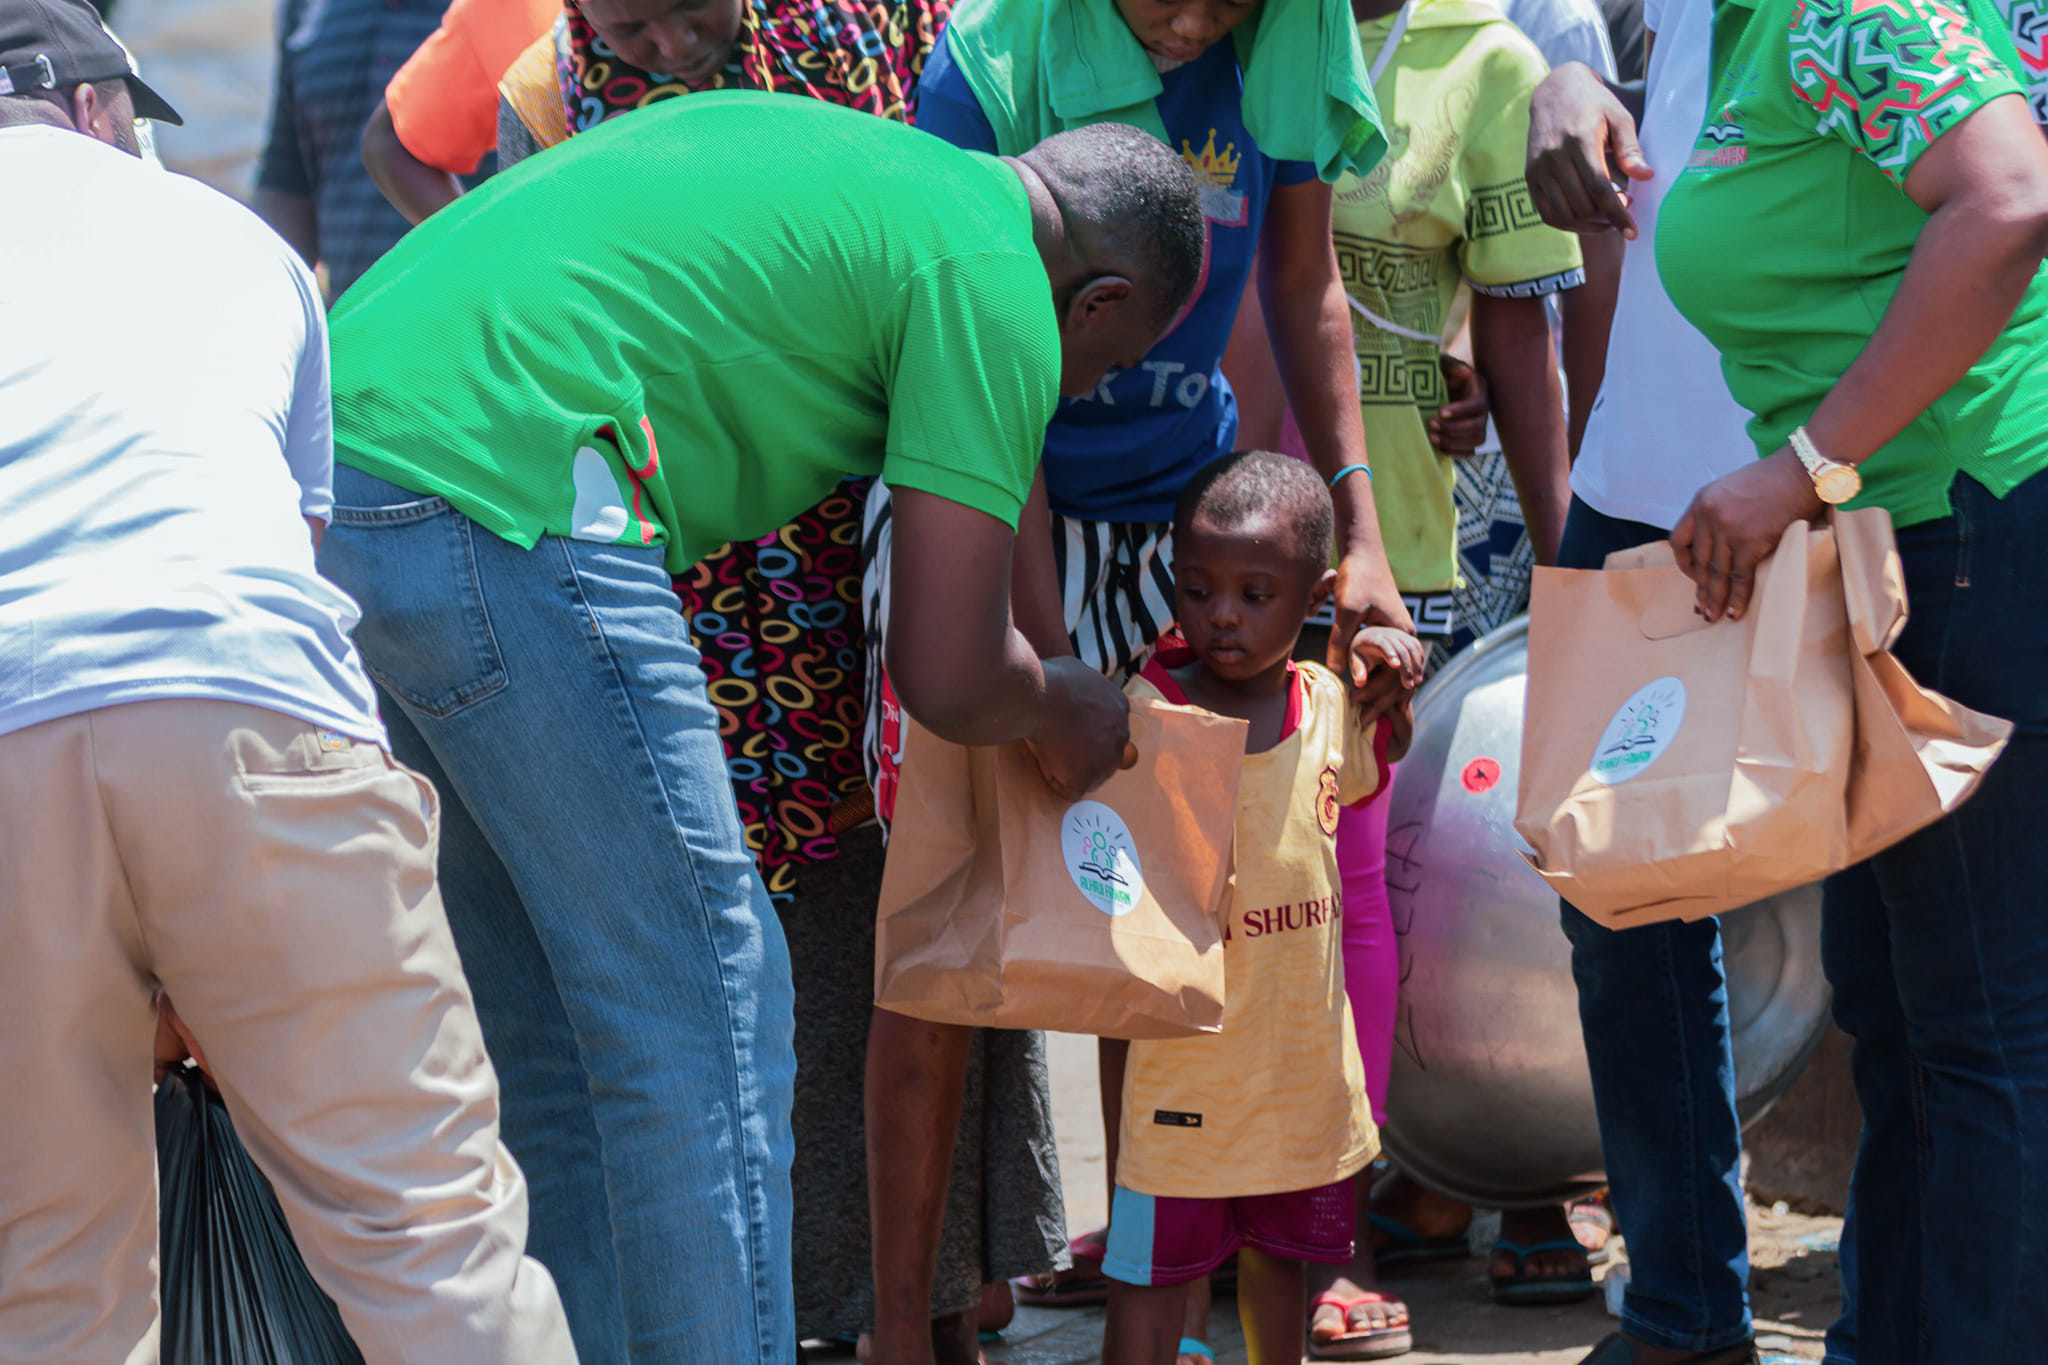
{"left": 810, "top": 1033, "right": 1847, "bottom": 1365}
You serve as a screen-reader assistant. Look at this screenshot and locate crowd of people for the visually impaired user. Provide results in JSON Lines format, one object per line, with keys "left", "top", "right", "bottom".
{"left": 5, "top": 0, "right": 2048, "bottom": 1357}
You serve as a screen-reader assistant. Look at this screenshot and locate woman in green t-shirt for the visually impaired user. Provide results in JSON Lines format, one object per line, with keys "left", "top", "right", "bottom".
{"left": 1653, "top": 0, "right": 2048, "bottom": 1354}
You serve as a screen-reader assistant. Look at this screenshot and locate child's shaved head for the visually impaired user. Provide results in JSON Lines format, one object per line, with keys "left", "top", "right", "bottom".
{"left": 1172, "top": 451, "right": 1334, "bottom": 574}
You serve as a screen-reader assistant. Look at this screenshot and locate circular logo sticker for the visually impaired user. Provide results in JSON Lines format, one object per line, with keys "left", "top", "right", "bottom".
{"left": 1061, "top": 800, "right": 1145, "bottom": 916}
{"left": 1589, "top": 677, "right": 1688, "bottom": 786}
{"left": 1317, "top": 768, "right": 1342, "bottom": 835}
{"left": 1461, "top": 757, "right": 1502, "bottom": 794}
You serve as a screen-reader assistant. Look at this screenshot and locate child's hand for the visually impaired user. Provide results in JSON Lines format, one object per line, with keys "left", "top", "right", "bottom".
{"left": 1350, "top": 625, "right": 1427, "bottom": 693}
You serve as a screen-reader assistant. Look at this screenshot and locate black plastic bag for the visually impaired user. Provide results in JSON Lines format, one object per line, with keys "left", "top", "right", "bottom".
{"left": 154, "top": 1066, "right": 365, "bottom": 1365}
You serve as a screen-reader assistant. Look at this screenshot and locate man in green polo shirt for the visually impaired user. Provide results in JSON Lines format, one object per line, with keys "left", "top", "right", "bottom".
{"left": 316, "top": 93, "right": 1205, "bottom": 1365}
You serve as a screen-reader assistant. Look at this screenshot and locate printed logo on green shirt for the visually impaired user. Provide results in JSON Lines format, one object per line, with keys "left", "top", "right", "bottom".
{"left": 1689, "top": 58, "right": 1759, "bottom": 170}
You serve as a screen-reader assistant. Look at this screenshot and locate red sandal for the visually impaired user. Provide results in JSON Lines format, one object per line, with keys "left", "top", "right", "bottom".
{"left": 1308, "top": 1286, "right": 1413, "bottom": 1360}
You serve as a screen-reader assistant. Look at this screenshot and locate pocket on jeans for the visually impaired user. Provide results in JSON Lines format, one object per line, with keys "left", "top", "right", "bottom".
{"left": 321, "top": 496, "right": 509, "bottom": 719}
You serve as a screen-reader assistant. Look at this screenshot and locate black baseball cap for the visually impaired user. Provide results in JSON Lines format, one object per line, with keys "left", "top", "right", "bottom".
{"left": 0, "top": 0, "right": 181, "bottom": 125}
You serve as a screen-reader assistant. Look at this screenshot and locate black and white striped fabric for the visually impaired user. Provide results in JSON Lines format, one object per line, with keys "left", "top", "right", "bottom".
{"left": 860, "top": 480, "right": 1176, "bottom": 786}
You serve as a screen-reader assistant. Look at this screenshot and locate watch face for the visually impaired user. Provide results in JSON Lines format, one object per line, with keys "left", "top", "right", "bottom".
{"left": 1817, "top": 465, "right": 1862, "bottom": 504}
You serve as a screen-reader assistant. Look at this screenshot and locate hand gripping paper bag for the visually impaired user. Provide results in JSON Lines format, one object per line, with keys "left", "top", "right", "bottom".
{"left": 1514, "top": 508, "right": 2009, "bottom": 926}
{"left": 875, "top": 696, "right": 1246, "bottom": 1038}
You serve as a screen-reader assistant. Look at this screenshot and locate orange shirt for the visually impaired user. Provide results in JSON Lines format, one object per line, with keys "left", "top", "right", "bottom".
{"left": 1117, "top": 657, "right": 1389, "bottom": 1198}
{"left": 384, "top": 0, "right": 559, "bottom": 174}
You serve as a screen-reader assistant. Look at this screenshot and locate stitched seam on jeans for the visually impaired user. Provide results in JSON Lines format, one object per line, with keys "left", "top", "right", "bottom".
{"left": 454, "top": 515, "right": 511, "bottom": 711}
{"left": 1913, "top": 807, "right": 2023, "bottom": 1360}
{"left": 1953, "top": 486, "right": 1973, "bottom": 590}
{"left": 1660, "top": 922, "right": 1712, "bottom": 1309}
{"left": 327, "top": 494, "right": 453, "bottom": 527}
{"left": 555, "top": 537, "right": 777, "bottom": 1354}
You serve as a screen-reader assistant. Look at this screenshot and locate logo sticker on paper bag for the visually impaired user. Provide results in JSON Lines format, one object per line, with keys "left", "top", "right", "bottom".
{"left": 1590, "top": 677, "right": 1687, "bottom": 786}
{"left": 1062, "top": 801, "right": 1144, "bottom": 916}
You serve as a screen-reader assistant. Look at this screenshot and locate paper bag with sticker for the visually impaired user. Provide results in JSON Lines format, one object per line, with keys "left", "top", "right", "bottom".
{"left": 1513, "top": 508, "right": 2009, "bottom": 927}
{"left": 874, "top": 695, "right": 1247, "bottom": 1039}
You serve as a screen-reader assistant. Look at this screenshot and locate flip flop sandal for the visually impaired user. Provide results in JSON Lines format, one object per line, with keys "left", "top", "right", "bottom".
{"left": 1308, "top": 1288, "right": 1414, "bottom": 1360}
{"left": 1580, "top": 1333, "right": 1759, "bottom": 1365}
{"left": 1367, "top": 1211, "right": 1473, "bottom": 1270}
{"left": 1567, "top": 1200, "right": 1616, "bottom": 1268}
{"left": 1489, "top": 1238, "right": 1597, "bottom": 1306}
{"left": 1011, "top": 1228, "right": 1111, "bottom": 1307}
{"left": 1178, "top": 1337, "right": 1215, "bottom": 1364}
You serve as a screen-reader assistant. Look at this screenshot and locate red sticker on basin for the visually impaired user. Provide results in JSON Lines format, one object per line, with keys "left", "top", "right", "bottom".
{"left": 1461, "top": 757, "right": 1502, "bottom": 794}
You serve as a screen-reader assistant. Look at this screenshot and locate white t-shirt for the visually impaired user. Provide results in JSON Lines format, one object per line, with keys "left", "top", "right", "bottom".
{"left": 1566, "top": 0, "right": 1756, "bottom": 530}
{"left": 1499, "top": 0, "right": 1620, "bottom": 78}
{"left": 0, "top": 126, "right": 383, "bottom": 744}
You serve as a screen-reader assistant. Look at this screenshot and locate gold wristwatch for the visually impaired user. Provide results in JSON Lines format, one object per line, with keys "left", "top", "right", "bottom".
{"left": 1789, "top": 426, "right": 1861, "bottom": 504}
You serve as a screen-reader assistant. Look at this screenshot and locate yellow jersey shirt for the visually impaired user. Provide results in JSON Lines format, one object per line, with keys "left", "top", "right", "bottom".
{"left": 1117, "top": 653, "right": 1388, "bottom": 1198}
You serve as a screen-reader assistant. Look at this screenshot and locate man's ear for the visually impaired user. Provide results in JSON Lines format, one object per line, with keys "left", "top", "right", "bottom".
{"left": 1310, "top": 568, "right": 1337, "bottom": 608}
{"left": 1060, "top": 274, "right": 1135, "bottom": 334}
{"left": 71, "top": 82, "right": 126, "bottom": 153}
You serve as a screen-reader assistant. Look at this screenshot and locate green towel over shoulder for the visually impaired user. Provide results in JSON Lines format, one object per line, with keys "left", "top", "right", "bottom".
{"left": 941, "top": 0, "right": 1387, "bottom": 182}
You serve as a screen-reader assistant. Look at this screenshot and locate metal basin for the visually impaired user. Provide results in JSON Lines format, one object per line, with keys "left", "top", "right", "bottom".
{"left": 1380, "top": 617, "right": 1832, "bottom": 1209}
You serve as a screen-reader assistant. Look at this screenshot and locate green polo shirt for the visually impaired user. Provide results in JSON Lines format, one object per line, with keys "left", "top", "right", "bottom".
{"left": 330, "top": 92, "right": 1060, "bottom": 573}
{"left": 1656, "top": 0, "right": 2048, "bottom": 527}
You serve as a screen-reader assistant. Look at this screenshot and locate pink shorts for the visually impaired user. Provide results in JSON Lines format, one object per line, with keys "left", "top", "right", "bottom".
{"left": 1099, "top": 1180, "right": 1357, "bottom": 1287}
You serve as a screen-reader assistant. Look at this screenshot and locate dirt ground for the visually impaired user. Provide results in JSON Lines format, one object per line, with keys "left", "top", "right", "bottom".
{"left": 809, "top": 1032, "right": 1846, "bottom": 1365}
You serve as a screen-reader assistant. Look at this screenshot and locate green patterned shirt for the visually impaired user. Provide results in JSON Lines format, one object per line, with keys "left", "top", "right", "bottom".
{"left": 1336, "top": 0, "right": 1585, "bottom": 593}
{"left": 1658, "top": 0, "right": 2048, "bottom": 527}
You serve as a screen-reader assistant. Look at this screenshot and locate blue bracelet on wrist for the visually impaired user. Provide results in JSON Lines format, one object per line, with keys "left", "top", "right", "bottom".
{"left": 1328, "top": 462, "right": 1373, "bottom": 487}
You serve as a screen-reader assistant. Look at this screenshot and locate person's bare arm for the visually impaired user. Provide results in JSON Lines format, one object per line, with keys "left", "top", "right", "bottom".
{"left": 1675, "top": 94, "right": 2048, "bottom": 620}
{"left": 361, "top": 98, "right": 464, "bottom": 224}
{"left": 1258, "top": 177, "right": 1418, "bottom": 693}
{"left": 888, "top": 486, "right": 1129, "bottom": 794}
{"left": 1221, "top": 275, "right": 1287, "bottom": 450}
{"left": 1561, "top": 232, "right": 1622, "bottom": 458}
{"left": 1471, "top": 292, "right": 1572, "bottom": 565}
{"left": 253, "top": 188, "right": 319, "bottom": 270}
{"left": 1008, "top": 466, "right": 1073, "bottom": 660}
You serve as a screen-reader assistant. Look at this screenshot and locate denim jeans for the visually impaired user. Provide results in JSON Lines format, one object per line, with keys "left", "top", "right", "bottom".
{"left": 320, "top": 468, "right": 797, "bottom": 1365}
{"left": 1820, "top": 470, "right": 2048, "bottom": 1365}
{"left": 1555, "top": 497, "right": 1755, "bottom": 1355}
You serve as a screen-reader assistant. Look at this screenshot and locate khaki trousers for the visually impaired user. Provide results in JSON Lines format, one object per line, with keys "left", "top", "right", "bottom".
{"left": 0, "top": 699, "right": 577, "bottom": 1365}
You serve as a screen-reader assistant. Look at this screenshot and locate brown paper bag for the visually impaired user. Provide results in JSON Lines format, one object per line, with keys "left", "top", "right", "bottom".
{"left": 874, "top": 696, "right": 1246, "bottom": 1038}
{"left": 1514, "top": 508, "right": 2009, "bottom": 926}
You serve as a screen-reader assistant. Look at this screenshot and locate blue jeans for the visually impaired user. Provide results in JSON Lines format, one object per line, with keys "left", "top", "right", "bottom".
{"left": 320, "top": 469, "right": 797, "bottom": 1365}
{"left": 1820, "top": 470, "right": 2048, "bottom": 1365}
{"left": 1555, "top": 497, "right": 1755, "bottom": 1355}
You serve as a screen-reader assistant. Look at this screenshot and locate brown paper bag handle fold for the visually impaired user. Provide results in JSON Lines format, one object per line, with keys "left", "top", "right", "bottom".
{"left": 1831, "top": 507, "right": 1906, "bottom": 657}
{"left": 1603, "top": 540, "right": 1679, "bottom": 573}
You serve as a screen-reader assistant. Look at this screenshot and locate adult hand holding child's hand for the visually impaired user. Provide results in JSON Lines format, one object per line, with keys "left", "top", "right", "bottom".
{"left": 1342, "top": 623, "right": 1426, "bottom": 731}
{"left": 1026, "top": 657, "right": 1137, "bottom": 800}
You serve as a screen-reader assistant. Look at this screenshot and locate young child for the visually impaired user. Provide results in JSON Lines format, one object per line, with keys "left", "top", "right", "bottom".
{"left": 1100, "top": 451, "right": 1423, "bottom": 1365}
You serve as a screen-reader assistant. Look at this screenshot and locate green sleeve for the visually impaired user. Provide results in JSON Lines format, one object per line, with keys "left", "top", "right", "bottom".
{"left": 1457, "top": 34, "right": 1586, "bottom": 295}
{"left": 881, "top": 250, "right": 1060, "bottom": 528}
{"left": 1790, "top": 0, "right": 2025, "bottom": 186}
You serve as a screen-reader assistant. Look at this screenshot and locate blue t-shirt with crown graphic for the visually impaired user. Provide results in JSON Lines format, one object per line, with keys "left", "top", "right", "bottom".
{"left": 916, "top": 32, "right": 1317, "bottom": 522}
